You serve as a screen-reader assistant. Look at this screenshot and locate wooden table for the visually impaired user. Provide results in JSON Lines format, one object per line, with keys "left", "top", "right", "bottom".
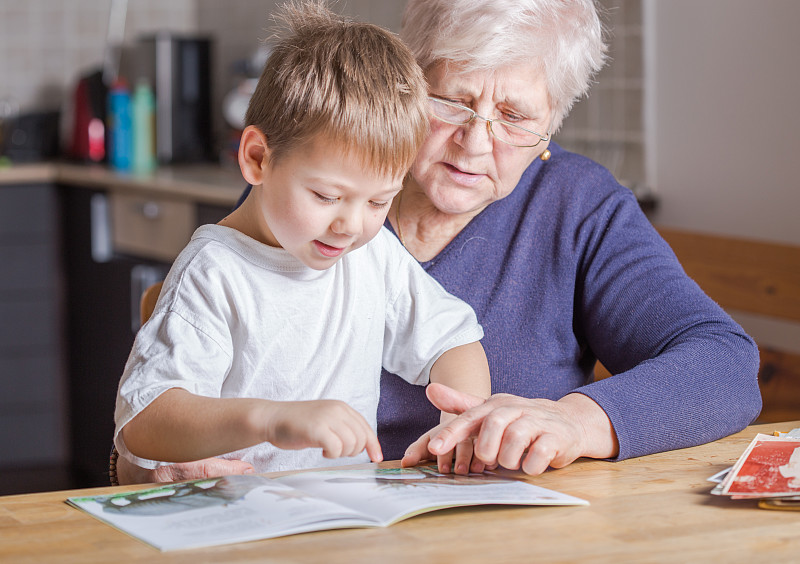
{"left": 2, "top": 421, "right": 799, "bottom": 563}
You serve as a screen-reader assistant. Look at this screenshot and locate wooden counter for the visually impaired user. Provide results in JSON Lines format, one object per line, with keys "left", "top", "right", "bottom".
{"left": 2, "top": 421, "right": 799, "bottom": 562}
{"left": 0, "top": 162, "right": 244, "bottom": 206}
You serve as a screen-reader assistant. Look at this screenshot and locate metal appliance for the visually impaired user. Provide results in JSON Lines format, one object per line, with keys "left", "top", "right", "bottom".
{"left": 137, "top": 34, "right": 214, "bottom": 163}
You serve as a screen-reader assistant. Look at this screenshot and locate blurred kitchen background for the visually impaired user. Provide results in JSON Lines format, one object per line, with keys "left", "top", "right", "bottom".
{"left": 2, "top": 0, "right": 797, "bottom": 239}
{"left": 0, "top": 0, "right": 798, "bottom": 495}
{"left": 0, "top": 0, "right": 404, "bottom": 169}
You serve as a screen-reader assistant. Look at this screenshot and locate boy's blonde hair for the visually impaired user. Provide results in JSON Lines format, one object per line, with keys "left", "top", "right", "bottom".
{"left": 245, "top": 1, "right": 429, "bottom": 178}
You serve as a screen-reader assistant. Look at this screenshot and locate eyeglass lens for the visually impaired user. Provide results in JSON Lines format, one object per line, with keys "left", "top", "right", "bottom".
{"left": 428, "top": 98, "right": 544, "bottom": 147}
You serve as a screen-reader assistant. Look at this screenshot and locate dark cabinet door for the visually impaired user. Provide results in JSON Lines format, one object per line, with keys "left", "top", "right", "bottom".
{"left": 0, "top": 184, "right": 66, "bottom": 478}
{"left": 60, "top": 186, "right": 231, "bottom": 487}
{"left": 60, "top": 186, "right": 167, "bottom": 487}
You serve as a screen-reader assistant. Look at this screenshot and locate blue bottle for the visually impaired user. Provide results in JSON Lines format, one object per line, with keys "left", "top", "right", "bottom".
{"left": 108, "top": 80, "right": 133, "bottom": 172}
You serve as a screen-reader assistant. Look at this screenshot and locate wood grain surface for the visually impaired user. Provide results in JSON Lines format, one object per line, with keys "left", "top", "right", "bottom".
{"left": 1, "top": 421, "right": 798, "bottom": 563}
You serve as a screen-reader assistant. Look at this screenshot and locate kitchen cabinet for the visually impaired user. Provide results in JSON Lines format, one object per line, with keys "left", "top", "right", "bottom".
{"left": 0, "top": 184, "right": 68, "bottom": 470}
{"left": 0, "top": 163, "right": 241, "bottom": 492}
{"left": 61, "top": 184, "right": 231, "bottom": 487}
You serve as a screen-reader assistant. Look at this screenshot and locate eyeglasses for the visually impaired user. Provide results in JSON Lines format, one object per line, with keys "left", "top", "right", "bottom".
{"left": 427, "top": 96, "right": 551, "bottom": 148}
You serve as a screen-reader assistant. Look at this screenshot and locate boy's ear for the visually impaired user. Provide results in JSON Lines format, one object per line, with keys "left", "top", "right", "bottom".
{"left": 238, "top": 125, "right": 271, "bottom": 186}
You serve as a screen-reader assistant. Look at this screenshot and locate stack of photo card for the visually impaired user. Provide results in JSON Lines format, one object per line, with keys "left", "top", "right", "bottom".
{"left": 710, "top": 428, "right": 800, "bottom": 510}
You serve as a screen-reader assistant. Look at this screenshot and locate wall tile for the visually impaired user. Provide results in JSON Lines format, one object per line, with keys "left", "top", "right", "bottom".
{"left": 1, "top": 0, "right": 406, "bottom": 157}
{"left": 0, "top": 0, "right": 198, "bottom": 114}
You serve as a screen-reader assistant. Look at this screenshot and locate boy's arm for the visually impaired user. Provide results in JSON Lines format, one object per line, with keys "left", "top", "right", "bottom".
{"left": 428, "top": 341, "right": 491, "bottom": 399}
{"left": 121, "top": 388, "right": 383, "bottom": 464}
{"left": 423, "top": 341, "right": 491, "bottom": 473}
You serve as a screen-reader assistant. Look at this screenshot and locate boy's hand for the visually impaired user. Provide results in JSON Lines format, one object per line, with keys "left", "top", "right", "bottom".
{"left": 264, "top": 399, "right": 383, "bottom": 462}
{"left": 401, "top": 383, "right": 487, "bottom": 474}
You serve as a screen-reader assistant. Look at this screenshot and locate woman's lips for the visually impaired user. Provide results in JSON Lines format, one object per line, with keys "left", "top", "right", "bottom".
{"left": 313, "top": 240, "right": 345, "bottom": 258}
{"left": 443, "top": 162, "right": 485, "bottom": 186}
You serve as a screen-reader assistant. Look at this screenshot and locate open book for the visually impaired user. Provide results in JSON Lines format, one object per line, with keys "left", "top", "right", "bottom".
{"left": 67, "top": 465, "right": 588, "bottom": 551}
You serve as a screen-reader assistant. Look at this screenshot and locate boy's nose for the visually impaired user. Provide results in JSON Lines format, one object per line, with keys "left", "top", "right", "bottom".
{"left": 331, "top": 210, "right": 362, "bottom": 237}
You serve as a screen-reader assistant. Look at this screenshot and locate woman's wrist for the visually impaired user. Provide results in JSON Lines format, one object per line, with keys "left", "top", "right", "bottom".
{"left": 559, "top": 392, "right": 619, "bottom": 459}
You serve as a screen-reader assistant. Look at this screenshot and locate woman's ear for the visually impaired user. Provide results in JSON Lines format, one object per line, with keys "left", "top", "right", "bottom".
{"left": 238, "top": 125, "right": 271, "bottom": 186}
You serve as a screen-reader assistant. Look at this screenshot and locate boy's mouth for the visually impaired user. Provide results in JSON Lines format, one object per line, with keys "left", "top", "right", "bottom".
{"left": 313, "top": 240, "right": 346, "bottom": 258}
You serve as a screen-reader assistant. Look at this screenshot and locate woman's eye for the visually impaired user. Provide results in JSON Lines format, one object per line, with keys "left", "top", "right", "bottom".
{"left": 502, "top": 111, "right": 524, "bottom": 122}
{"left": 313, "top": 192, "right": 337, "bottom": 204}
{"left": 436, "top": 95, "right": 467, "bottom": 106}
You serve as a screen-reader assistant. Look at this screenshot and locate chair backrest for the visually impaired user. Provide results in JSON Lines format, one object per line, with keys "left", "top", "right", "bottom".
{"left": 656, "top": 227, "right": 800, "bottom": 423}
{"left": 140, "top": 281, "right": 164, "bottom": 326}
{"left": 657, "top": 227, "right": 800, "bottom": 323}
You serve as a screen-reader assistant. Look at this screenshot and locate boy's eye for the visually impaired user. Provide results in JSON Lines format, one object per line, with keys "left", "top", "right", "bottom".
{"left": 313, "top": 192, "right": 338, "bottom": 204}
{"left": 369, "top": 200, "right": 390, "bottom": 209}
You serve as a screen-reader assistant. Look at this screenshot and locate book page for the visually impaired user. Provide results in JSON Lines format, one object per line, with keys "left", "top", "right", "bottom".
{"left": 67, "top": 474, "right": 370, "bottom": 551}
{"left": 275, "top": 465, "right": 589, "bottom": 525}
{"left": 67, "top": 466, "right": 588, "bottom": 551}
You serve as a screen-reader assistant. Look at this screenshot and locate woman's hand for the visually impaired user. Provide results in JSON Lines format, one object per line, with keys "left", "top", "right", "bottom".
{"left": 419, "top": 342, "right": 492, "bottom": 474}
{"left": 401, "top": 384, "right": 487, "bottom": 474}
{"left": 402, "top": 383, "right": 619, "bottom": 476}
{"left": 116, "top": 454, "right": 255, "bottom": 485}
{"left": 406, "top": 411, "right": 488, "bottom": 475}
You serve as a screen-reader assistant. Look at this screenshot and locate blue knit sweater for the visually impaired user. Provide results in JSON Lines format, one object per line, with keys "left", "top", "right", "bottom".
{"left": 377, "top": 143, "right": 762, "bottom": 461}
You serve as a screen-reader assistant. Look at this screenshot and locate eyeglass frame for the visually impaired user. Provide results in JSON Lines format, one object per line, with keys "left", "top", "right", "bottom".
{"left": 426, "top": 96, "right": 552, "bottom": 148}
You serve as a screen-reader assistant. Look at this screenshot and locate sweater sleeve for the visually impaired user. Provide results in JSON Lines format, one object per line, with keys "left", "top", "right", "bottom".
{"left": 572, "top": 185, "right": 761, "bottom": 460}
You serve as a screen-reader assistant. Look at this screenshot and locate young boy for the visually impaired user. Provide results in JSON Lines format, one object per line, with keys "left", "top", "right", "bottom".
{"left": 114, "top": 2, "right": 490, "bottom": 475}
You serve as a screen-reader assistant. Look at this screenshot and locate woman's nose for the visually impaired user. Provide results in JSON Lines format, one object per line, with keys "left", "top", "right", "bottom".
{"left": 455, "top": 116, "right": 493, "bottom": 154}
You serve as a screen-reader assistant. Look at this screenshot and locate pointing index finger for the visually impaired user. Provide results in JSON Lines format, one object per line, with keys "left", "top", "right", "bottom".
{"left": 427, "top": 401, "right": 496, "bottom": 455}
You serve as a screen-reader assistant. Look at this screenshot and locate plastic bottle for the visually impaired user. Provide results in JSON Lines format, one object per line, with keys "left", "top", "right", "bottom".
{"left": 132, "top": 80, "right": 156, "bottom": 174}
{"left": 107, "top": 80, "right": 133, "bottom": 172}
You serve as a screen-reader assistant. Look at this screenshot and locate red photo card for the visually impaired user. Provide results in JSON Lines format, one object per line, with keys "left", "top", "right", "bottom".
{"left": 723, "top": 435, "right": 800, "bottom": 497}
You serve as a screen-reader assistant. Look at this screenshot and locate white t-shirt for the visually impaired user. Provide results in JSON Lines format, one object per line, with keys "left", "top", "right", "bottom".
{"left": 115, "top": 225, "right": 483, "bottom": 472}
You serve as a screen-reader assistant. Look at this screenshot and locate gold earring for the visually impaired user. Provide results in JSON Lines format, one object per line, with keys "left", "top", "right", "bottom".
{"left": 539, "top": 149, "right": 551, "bottom": 161}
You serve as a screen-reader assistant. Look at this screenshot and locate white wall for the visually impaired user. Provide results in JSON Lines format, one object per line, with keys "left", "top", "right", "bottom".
{"left": 646, "top": 0, "right": 800, "bottom": 246}
{"left": 644, "top": 0, "right": 800, "bottom": 352}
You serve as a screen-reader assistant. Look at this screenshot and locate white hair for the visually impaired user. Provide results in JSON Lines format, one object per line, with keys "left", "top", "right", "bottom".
{"left": 401, "top": 0, "right": 608, "bottom": 130}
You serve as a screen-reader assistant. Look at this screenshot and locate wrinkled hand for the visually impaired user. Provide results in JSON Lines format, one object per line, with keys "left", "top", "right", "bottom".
{"left": 116, "top": 454, "right": 255, "bottom": 485}
{"left": 401, "top": 383, "right": 488, "bottom": 474}
{"left": 265, "top": 399, "right": 383, "bottom": 462}
{"left": 403, "top": 383, "right": 598, "bottom": 476}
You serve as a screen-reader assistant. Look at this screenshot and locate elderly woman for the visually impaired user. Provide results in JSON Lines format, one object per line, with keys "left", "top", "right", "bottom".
{"left": 117, "top": 0, "right": 760, "bottom": 483}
